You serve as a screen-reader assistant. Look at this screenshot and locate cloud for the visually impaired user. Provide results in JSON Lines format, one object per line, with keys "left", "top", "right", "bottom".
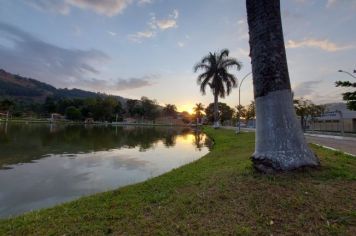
{"left": 236, "top": 18, "right": 249, "bottom": 40}
{"left": 77, "top": 75, "right": 157, "bottom": 91}
{"left": 326, "top": 0, "right": 337, "bottom": 8}
{"left": 26, "top": 0, "right": 133, "bottom": 16}
{"left": 293, "top": 80, "right": 322, "bottom": 97}
{"left": 177, "top": 42, "right": 184, "bottom": 48}
{"left": 115, "top": 76, "right": 156, "bottom": 90}
{"left": 26, "top": 0, "right": 71, "bottom": 14}
{"left": 128, "top": 9, "right": 179, "bottom": 43}
{"left": 137, "top": 0, "right": 153, "bottom": 6}
{"left": 326, "top": 0, "right": 356, "bottom": 9}
{"left": 293, "top": 80, "right": 343, "bottom": 104}
{"left": 128, "top": 30, "right": 155, "bottom": 43}
{"left": 153, "top": 9, "right": 179, "bottom": 30}
{"left": 107, "top": 31, "right": 117, "bottom": 36}
{"left": 67, "top": 0, "right": 132, "bottom": 16}
{"left": 0, "top": 22, "right": 110, "bottom": 88}
{"left": 286, "top": 38, "right": 355, "bottom": 52}
{"left": 170, "top": 9, "right": 179, "bottom": 19}
{"left": 155, "top": 19, "right": 177, "bottom": 30}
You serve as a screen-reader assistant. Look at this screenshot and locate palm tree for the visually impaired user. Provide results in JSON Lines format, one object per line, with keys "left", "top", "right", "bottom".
{"left": 163, "top": 104, "right": 177, "bottom": 118}
{"left": 194, "top": 49, "right": 242, "bottom": 128}
{"left": 193, "top": 103, "right": 205, "bottom": 124}
{"left": 246, "top": 0, "right": 319, "bottom": 172}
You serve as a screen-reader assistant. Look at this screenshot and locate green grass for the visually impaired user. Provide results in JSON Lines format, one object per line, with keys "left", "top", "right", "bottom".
{"left": 0, "top": 128, "right": 355, "bottom": 235}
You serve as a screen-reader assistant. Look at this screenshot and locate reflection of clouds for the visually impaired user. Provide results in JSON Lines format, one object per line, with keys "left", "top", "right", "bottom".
{"left": 75, "top": 151, "right": 149, "bottom": 170}
{"left": 0, "top": 151, "right": 149, "bottom": 218}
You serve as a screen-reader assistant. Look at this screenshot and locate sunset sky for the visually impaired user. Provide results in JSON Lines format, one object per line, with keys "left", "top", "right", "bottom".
{"left": 0, "top": 0, "right": 355, "bottom": 112}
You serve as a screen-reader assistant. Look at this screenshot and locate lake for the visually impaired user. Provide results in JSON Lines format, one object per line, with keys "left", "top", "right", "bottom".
{"left": 0, "top": 123, "right": 210, "bottom": 218}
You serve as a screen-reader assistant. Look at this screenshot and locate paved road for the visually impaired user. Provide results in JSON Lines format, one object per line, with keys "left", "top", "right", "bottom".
{"left": 221, "top": 126, "right": 356, "bottom": 156}
{"left": 305, "top": 134, "right": 356, "bottom": 156}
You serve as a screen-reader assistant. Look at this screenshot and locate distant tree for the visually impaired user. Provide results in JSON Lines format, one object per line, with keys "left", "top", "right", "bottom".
{"left": 163, "top": 104, "right": 177, "bottom": 117}
{"left": 205, "top": 102, "right": 234, "bottom": 124}
{"left": 44, "top": 97, "right": 57, "bottom": 114}
{"left": 180, "top": 111, "right": 193, "bottom": 124}
{"left": 65, "top": 106, "right": 82, "bottom": 121}
{"left": 294, "top": 98, "right": 325, "bottom": 130}
{"left": 141, "top": 97, "right": 160, "bottom": 121}
{"left": 126, "top": 99, "right": 140, "bottom": 117}
{"left": 101, "top": 96, "right": 119, "bottom": 121}
{"left": 193, "top": 103, "right": 205, "bottom": 123}
{"left": 0, "top": 99, "right": 14, "bottom": 111}
{"left": 57, "top": 98, "right": 74, "bottom": 114}
{"left": 245, "top": 101, "right": 255, "bottom": 123}
{"left": 194, "top": 49, "right": 242, "bottom": 128}
{"left": 335, "top": 80, "right": 356, "bottom": 110}
{"left": 235, "top": 104, "right": 247, "bottom": 123}
{"left": 114, "top": 101, "right": 125, "bottom": 122}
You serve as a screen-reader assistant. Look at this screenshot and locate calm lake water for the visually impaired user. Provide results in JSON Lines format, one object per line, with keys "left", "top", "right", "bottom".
{"left": 0, "top": 123, "right": 210, "bottom": 218}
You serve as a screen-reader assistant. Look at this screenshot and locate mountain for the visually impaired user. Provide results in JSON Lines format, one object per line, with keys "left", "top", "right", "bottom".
{"left": 0, "top": 69, "right": 126, "bottom": 103}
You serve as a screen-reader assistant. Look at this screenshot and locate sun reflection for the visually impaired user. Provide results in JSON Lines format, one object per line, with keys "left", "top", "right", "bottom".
{"left": 176, "top": 133, "right": 195, "bottom": 144}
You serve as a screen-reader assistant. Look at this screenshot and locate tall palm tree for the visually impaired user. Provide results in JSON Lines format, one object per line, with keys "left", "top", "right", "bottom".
{"left": 194, "top": 49, "right": 242, "bottom": 128}
{"left": 246, "top": 0, "right": 319, "bottom": 172}
{"left": 193, "top": 103, "right": 205, "bottom": 124}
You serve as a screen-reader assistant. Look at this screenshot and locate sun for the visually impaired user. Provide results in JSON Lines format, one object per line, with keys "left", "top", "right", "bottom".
{"left": 177, "top": 104, "right": 195, "bottom": 115}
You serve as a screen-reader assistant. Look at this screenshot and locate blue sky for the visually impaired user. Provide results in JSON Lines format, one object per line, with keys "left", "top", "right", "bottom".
{"left": 0, "top": 0, "right": 355, "bottom": 112}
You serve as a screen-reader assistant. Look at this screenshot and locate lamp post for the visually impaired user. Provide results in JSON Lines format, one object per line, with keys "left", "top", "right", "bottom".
{"left": 338, "top": 69, "right": 356, "bottom": 79}
{"left": 236, "top": 72, "right": 252, "bottom": 133}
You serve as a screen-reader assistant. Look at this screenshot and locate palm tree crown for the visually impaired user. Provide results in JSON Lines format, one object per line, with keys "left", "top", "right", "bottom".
{"left": 194, "top": 49, "right": 242, "bottom": 98}
{"left": 193, "top": 103, "right": 205, "bottom": 118}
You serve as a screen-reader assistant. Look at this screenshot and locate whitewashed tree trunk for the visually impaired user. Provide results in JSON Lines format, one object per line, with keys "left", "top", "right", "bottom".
{"left": 246, "top": 0, "right": 319, "bottom": 173}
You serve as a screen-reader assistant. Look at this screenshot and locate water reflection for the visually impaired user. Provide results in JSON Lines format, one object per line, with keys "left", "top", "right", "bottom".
{"left": 0, "top": 123, "right": 199, "bottom": 169}
{"left": 0, "top": 123, "right": 210, "bottom": 218}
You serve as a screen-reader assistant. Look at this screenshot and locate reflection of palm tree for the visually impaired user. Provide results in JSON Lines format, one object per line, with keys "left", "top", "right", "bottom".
{"left": 193, "top": 131, "right": 205, "bottom": 151}
{"left": 194, "top": 49, "right": 242, "bottom": 128}
{"left": 193, "top": 103, "right": 205, "bottom": 125}
{"left": 163, "top": 134, "right": 176, "bottom": 147}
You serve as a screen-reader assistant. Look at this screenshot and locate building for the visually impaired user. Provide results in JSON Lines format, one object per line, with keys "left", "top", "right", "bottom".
{"left": 50, "top": 113, "right": 65, "bottom": 122}
{"left": 308, "top": 103, "right": 356, "bottom": 133}
{"left": 84, "top": 118, "right": 94, "bottom": 124}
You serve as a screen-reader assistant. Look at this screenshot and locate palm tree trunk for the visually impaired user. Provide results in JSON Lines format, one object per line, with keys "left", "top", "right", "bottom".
{"left": 246, "top": 0, "right": 319, "bottom": 173}
{"left": 213, "top": 92, "right": 220, "bottom": 128}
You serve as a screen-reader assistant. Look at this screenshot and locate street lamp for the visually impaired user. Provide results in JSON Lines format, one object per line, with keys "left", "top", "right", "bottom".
{"left": 338, "top": 69, "right": 356, "bottom": 79}
{"left": 236, "top": 72, "right": 252, "bottom": 133}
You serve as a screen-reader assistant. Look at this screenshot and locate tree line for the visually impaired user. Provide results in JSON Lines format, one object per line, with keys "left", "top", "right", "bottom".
{"left": 0, "top": 95, "right": 326, "bottom": 125}
{"left": 0, "top": 96, "right": 160, "bottom": 122}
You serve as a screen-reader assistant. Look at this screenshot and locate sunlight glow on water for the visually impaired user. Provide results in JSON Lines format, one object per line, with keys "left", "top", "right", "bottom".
{"left": 0, "top": 123, "right": 210, "bottom": 218}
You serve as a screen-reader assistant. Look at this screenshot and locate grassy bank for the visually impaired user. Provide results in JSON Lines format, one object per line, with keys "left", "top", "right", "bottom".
{"left": 0, "top": 128, "right": 355, "bottom": 235}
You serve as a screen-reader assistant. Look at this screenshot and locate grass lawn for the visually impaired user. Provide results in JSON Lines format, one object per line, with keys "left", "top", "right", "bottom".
{"left": 0, "top": 128, "right": 355, "bottom": 235}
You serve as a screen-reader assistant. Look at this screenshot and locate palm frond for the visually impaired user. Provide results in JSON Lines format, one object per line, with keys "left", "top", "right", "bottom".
{"left": 200, "top": 77, "right": 212, "bottom": 95}
{"left": 218, "top": 49, "right": 230, "bottom": 62}
{"left": 201, "top": 53, "right": 214, "bottom": 64}
{"left": 193, "top": 63, "right": 209, "bottom": 73}
{"left": 196, "top": 71, "right": 209, "bottom": 84}
{"left": 194, "top": 49, "right": 243, "bottom": 99}
{"left": 221, "top": 59, "right": 242, "bottom": 70}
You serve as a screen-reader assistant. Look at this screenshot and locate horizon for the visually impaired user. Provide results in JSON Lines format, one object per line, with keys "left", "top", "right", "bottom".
{"left": 0, "top": 0, "right": 356, "bottom": 112}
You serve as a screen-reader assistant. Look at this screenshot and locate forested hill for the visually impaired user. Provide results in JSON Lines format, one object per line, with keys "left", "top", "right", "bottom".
{"left": 0, "top": 69, "right": 126, "bottom": 103}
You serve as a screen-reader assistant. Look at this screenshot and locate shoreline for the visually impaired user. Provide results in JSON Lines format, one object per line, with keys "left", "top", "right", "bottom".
{"left": 0, "top": 128, "right": 355, "bottom": 235}
{"left": 0, "top": 119, "right": 202, "bottom": 127}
